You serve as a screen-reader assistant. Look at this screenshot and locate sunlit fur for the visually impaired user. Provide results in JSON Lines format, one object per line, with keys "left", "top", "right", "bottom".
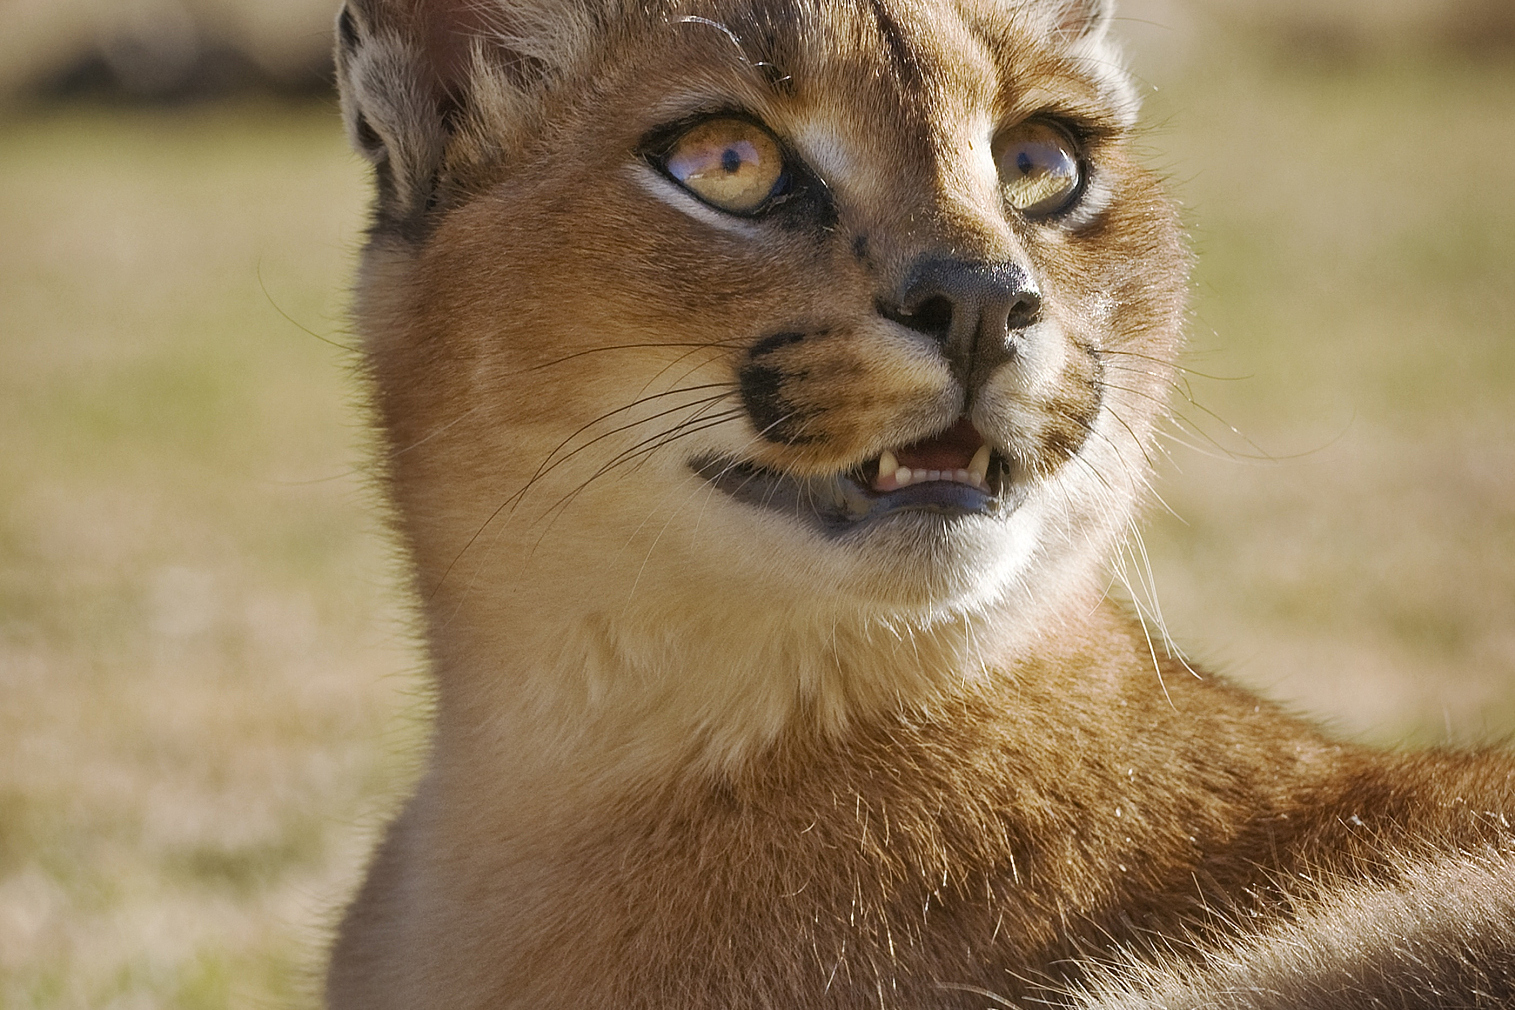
{"left": 328, "top": 1, "right": 1515, "bottom": 1007}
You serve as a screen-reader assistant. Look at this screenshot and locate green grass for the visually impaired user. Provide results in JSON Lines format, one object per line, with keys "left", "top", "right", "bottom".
{"left": 0, "top": 43, "right": 1511, "bottom": 1009}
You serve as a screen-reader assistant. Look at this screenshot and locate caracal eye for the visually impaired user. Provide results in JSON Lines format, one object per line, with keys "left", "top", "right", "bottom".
{"left": 662, "top": 119, "right": 786, "bottom": 215}
{"left": 994, "top": 120, "right": 1084, "bottom": 219}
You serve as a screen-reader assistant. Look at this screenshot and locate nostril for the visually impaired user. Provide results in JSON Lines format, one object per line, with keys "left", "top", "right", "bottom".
{"left": 881, "top": 295, "right": 954, "bottom": 340}
{"left": 1006, "top": 290, "right": 1042, "bottom": 330}
{"left": 909, "top": 296, "right": 954, "bottom": 338}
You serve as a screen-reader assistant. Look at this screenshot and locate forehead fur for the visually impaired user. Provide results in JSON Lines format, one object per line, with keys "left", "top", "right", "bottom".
{"left": 339, "top": 0, "right": 1135, "bottom": 230}
{"left": 489, "top": 0, "right": 1136, "bottom": 136}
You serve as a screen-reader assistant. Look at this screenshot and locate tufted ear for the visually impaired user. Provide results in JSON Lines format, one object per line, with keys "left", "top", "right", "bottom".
{"left": 1050, "top": 0, "right": 1115, "bottom": 43}
{"left": 334, "top": 0, "right": 596, "bottom": 235}
{"left": 1039, "top": 0, "right": 1138, "bottom": 126}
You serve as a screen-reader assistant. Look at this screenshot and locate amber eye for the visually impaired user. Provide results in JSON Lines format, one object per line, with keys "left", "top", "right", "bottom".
{"left": 994, "top": 120, "right": 1084, "bottom": 218}
{"left": 661, "top": 118, "right": 787, "bottom": 215}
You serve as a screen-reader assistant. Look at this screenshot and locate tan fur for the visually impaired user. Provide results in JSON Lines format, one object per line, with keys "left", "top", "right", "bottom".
{"left": 327, "top": 1, "right": 1515, "bottom": 1006}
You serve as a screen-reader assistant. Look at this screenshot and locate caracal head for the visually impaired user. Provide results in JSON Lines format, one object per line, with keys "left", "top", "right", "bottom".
{"left": 338, "top": 0, "right": 1184, "bottom": 635}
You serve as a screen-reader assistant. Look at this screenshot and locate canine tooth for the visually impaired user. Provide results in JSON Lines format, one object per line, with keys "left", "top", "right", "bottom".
{"left": 968, "top": 445, "right": 991, "bottom": 486}
{"left": 879, "top": 450, "right": 899, "bottom": 480}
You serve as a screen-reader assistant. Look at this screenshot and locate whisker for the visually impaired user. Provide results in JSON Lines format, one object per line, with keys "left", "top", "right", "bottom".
{"left": 634, "top": 341, "right": 740, "bottom": 400}
{"left": 258, "top": 261, "right": 359, "bottom": 354}
{"left": 510, "top": 340, "right": 739, "bottom": 375}
{"left": 427, "top": 387, "right": 734, "bottom": 599}
{"left": 624, "top": 390, "right": 741, "bottom": 477}
{"left": 619, "top": 412, "right": 808, "bottom": 608}
{"left": 548, "top": 401, "right": 801, "bottom": 536}
{"left": 1101, "top": 347, "right": 1249, "bottom": 383}
{"left": 609, "top": 423, "right": 780, "bottom": 598}
{"left": 531, "top": 384, "right": 735, "bottom": 484}
{"left": 273, "top": 405, "right": 489, "bottom": 486}
{"left": 525, "top": 408, "right": 746, "bottom": 542}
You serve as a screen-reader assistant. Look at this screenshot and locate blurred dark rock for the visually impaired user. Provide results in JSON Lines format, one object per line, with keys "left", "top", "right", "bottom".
{"left": 35, "top": 41, "right": 333, "bottom": 103}
{"left": 0, "top": 0, "right": 337, "bottom": 105}
{"left": 1, "top": 0, "right": 1509, "bottom": 106}
{"left": 1228, "top": 0, "right": 1515, "bottom": 67}
{"left": 1442, "top": 0, "right": 1515, "bottom": 57}
{"left": 1121, "top": 0, "right": 1515, "bottom": 76}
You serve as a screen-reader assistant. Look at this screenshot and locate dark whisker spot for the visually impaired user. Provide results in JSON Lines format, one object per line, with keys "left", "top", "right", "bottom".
{"left": 749, "top": 331, "right": 808, "bottom": 357}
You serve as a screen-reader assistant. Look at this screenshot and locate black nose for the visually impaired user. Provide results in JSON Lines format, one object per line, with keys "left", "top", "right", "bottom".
{"left": 883, "top": 257, "right": 1042, "bottom": 386}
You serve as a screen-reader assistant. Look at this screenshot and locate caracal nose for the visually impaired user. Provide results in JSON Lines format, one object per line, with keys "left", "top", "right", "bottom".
{"left": 885, "top": 257, "right": 1042, "bottom": 388}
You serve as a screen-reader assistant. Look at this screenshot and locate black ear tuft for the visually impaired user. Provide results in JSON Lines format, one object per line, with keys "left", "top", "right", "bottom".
{"left": 414, "top": 0, "right": 509, "bottom": 103}
{"left": 339, "top": 0, "right": 504, "bottom": 110}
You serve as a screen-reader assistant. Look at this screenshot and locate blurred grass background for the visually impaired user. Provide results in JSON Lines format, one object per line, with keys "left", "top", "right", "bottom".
{"left": 0, "top": 0, "right": 1511, "bottom": 1006}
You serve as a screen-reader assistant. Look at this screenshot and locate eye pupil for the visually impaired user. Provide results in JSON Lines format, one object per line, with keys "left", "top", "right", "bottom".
{"left": 721, "top": 147, "right": 743, "bottom": 174}
{"left": 1017, "top": 151, "right": 1033, "bottom": 177}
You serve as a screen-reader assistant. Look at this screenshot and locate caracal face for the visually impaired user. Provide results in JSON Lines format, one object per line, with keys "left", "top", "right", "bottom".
{"left": 353, "top": 0, "right": 1185, "bottom": 638}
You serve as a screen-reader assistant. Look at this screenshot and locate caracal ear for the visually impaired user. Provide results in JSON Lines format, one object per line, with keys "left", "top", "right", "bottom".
{"left": 335, "top": 0, "right": 596, "bottom": 234}
{"left": 1050, "top": 0, "right": 1115, "bottom": 43}
{"left": 1033, "top": 0, "right": 1137, "bottom": 126}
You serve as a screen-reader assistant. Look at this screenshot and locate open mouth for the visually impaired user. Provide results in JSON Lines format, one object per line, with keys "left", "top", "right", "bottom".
{"left": 692, "top": 418, "right": 1018, "bottom": 536}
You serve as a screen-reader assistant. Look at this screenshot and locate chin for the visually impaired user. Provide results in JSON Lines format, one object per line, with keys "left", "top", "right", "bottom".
{"left": 674, "top": 468, "right": 1054, "bottom": 623}
{"left": 837, "top": 512, "right": 1049, "bottom": 616}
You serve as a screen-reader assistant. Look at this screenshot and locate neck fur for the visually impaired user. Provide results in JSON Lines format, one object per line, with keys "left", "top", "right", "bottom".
{"left": 421, "top": 560, "right": 1105, "bottom": 790}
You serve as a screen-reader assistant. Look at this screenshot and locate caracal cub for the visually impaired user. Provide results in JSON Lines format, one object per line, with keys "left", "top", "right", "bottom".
{"left": 327, "top": 0, "right": 1515, "bottom": 1006}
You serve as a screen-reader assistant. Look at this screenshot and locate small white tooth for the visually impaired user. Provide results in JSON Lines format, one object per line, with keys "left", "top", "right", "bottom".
{"left": 878, "top": 450, "right": 899, "bottom": 485}
{"left": 968, "top": 445, "right": 991, "bottom": 486}
{"left": 927, "top": 470, "right": 942, "bottom": 483}
{"left": 954, "top": 469, "right": 971, "bottom": 484}
{"left": 895, "top": 467, "right": 913, "bottom": 486}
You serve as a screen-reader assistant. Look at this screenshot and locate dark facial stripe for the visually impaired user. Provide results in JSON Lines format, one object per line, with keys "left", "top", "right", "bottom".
{"left": 865, "top": 0, "right": 925, "bottom": 91}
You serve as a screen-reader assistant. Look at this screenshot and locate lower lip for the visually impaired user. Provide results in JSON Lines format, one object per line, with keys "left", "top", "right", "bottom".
{"left": 692, "top": 457, "right": 1008, "bottom": 537}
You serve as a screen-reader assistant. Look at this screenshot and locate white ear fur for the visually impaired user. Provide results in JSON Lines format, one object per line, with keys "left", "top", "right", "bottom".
{"left": 1045, "top": 0, "right": 1140, "bottom": 128}
{"left": 337, "top": 4, "right": 446, "bottom": 224}
{"left": 334, "top": 0, "right": 596, "bottom": 230}
{"left": 1051, "top": 0, "right": 1115, "bottom": 43}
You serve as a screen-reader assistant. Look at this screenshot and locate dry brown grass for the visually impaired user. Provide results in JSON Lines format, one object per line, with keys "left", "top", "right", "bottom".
{"left": 0, "top": 32, "right": 1510, "bottom": 1010}
{"left": 1137, "top": 48, "right": 1515, "bottom": 744}
{"left": 0, "top": 103, "right": 421, "bottom": 1008}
